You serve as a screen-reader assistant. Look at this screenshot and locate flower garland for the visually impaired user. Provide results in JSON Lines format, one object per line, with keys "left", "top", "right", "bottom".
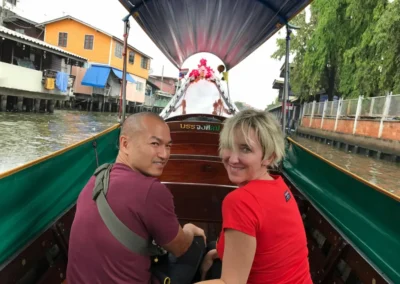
{"left": 188, "top": 58, "right": 216, "bottom": 81}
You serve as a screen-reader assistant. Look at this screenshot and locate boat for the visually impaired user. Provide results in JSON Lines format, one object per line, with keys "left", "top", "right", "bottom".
{"left": 0, "top": 1, "right": 399, "bottom": 283}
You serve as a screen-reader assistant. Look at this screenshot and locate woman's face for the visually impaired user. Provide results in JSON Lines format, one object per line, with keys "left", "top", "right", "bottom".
{"left": 221, "top": 127, "right": 269, "bottom": 186}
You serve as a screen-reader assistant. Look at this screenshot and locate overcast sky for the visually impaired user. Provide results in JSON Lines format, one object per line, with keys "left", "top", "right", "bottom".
{"left": 9, "top": 0, "right": 292, "bottom": 108}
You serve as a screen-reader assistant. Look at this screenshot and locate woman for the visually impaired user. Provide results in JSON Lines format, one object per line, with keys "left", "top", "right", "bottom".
{"left": 197, "top": 109, "right": 312, "bottom": 284}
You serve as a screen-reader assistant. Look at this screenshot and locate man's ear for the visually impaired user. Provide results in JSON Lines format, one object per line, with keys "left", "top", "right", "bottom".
{"left": 119, "top": 135, "right": 129, "bottom": 154}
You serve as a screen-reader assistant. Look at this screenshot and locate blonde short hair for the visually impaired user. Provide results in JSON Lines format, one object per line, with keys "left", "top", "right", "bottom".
{"left": 219, "top": 109, "right": 285, "bottom": 167}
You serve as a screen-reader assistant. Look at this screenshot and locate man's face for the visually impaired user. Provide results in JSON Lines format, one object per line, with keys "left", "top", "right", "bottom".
{"left": 121, "top": 117, "right": 172, "bottom": 177}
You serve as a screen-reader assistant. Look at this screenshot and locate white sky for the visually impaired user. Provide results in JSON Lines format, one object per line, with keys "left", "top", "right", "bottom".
{"left": 8, "top": 0, "right": 290, "bottom": 108}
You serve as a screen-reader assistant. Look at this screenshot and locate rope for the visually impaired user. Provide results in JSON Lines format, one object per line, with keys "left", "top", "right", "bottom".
{"left": 92, "top": 140, "right": 99, "bottom": 168}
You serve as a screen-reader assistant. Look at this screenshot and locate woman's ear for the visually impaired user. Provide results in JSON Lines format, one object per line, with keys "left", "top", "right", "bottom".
{"left": 262, "top": 153, "right": 276, "bottom": 167}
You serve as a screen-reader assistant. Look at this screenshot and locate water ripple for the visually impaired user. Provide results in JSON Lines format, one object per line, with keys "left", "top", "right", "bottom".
{"left": 0, "top": 110, "right": 118, "bottom": 173}
{"left": 293, "top": 136, "right": 400, "bottom": 197}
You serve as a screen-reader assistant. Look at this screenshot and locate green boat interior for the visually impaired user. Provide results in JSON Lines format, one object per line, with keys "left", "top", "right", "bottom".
{"left": 0, "top": 114, "right": 399, "bottom": 284}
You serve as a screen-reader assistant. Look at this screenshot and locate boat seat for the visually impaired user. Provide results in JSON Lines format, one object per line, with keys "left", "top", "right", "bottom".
{"left": 302, "top": 205, "right": 345, "bottom": 283}
{"left": 164, "top": 182, "right": 235, "bottom": 222}
{"left": 302, "top": 203, "right": 387, "bottom": 283}
{"left": 36, "top": 256, "right": 67, "bottom": 284}
{"left": 171, "top": 144, "right": 219, "bottom": 156}
{"left": 335, "top": 246, "right": 387, "bottom": 284}
{"left": 0, "top": 227, "right": 67, "bottom": 284}
{"left": 160, "top": 159, "right": 231, "bottom": 185}
{"left": 170, "top": 131, "right": 219, "bottom": 146}
{"left": 164, "top": 182, "right": 235, "bottom": 242}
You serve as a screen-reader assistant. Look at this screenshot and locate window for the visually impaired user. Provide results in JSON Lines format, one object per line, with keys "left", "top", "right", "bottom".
{"left": 84, "top": 35, "right": 94, "bottom": 50}
{"left": 141, "top": 57, "right": 149, "bottom": 69}
{"left": 58, "top": 32, "right": 68, "bottom": 47}
{"left": 129, "top": 51, "right": 135, "bottom": 64}
{"left": 136, "top": 82, "right": 143, "bottom": 91}
{"left": 115, "top": 42, "right": 123, "bottom": 58}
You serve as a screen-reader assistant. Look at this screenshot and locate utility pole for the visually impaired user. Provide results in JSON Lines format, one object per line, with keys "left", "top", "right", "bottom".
{"left": 281, "top": 22, "right": 300, "bottom": 134}
{"left": 160, "top": 65, "right": 164, "bottom": 93}
{"left": 0, "top": 0, "right": 7, "bottom": 27}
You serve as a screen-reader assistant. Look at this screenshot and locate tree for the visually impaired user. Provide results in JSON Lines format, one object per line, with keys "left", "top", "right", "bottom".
{"left": 272, "top": 11, "right": 316, "bottom": 101}
{"left": 271, "top": 0, "right": 396, "bottom": 100}
{"left": 371, "top": 0, "right": 400, "bottom": 94}
{"left": 235, "top": 101, "right": 247, "bottom": 111}
{"left": 339, "top": 0, "right": 388, "bottom": 98}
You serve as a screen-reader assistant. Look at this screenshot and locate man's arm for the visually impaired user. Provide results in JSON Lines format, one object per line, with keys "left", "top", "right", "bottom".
{"left": 143, "top": 181, "right": 205, "bottom": 257}
{"left": 163, "top": 223, "right": 205, "bottom": 257}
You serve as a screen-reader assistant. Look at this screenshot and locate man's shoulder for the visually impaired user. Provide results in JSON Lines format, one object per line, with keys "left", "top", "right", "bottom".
{"left": 112, "top": 163, "right": 158, "bottom": 186}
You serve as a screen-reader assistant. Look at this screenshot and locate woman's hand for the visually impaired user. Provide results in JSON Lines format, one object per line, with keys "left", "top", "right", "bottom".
{"left": 195, "top": 229, "right": 256, "bottom": 284}
{"left": 200, "top": 249, "right": 219, "bottom": 280}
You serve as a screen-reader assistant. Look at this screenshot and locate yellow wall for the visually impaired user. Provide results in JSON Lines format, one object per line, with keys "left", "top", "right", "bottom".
{"left": 110, "top": 39, "right": 150, "bottom": 80}
{"left": 44, "top": 19, "right": 110, "bottom": 64}
{"left": 44, "top": 19, "right": 151, "bottom": 80}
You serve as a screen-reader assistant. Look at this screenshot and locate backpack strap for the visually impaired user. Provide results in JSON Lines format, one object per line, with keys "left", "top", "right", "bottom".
{"left": 92, "top": 163, "right": 163, "bottom": 256}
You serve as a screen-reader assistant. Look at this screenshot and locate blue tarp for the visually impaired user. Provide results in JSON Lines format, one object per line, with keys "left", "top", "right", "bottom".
{"left": 118, "top": 0, "right": 312, "bottom": 70}
{"left": 111, "top": 68, "right": 136, "bottom": 83}
{"left": 81, "top": 65, "right": 111, "bottom": 88}
{"left": 56, "top": 72, "right": 68, "bottom": 92}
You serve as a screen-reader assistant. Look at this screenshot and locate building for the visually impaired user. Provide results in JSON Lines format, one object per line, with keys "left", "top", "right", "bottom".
{"left": 0, "top": 7, "right": 44, "bottom": 39}
{"left": 269, "top": 63, "right": 301, "bottom": 130}
{"left": 0, "top": 25, "right": 87, "bottom": 112}
{"left": 0, "top": 7, "right": 44, "bottom": 40}
{"left": 39, "top": 16, "right": 152, "bottom": 111}
{"left": 147, "top": 75, "right": 178, "bottom": 95}
{"left": 144, "top": 75, "right": 178, "bottom": 113}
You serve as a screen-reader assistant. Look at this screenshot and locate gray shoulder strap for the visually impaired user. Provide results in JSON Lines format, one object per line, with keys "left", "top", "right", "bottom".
{"left": 92, "top": 163, "right": 161, "bottom": 256}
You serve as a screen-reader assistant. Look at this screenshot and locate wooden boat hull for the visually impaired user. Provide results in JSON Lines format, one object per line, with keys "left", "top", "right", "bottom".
{"left": 0, "top": 114, "right": 398, "bottom": 284}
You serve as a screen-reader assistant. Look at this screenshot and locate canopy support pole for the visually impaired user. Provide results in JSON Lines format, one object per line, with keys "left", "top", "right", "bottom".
{"left": 282, "top": 24, "right": 291, "bottom": 134}
{"left": 121, "top": 14, "right": 131, "bottom": 124}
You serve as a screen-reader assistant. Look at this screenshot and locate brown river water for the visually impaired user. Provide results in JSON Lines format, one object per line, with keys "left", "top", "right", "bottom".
{"left": 292, "top": 136, "right": 400, "bottom": 197}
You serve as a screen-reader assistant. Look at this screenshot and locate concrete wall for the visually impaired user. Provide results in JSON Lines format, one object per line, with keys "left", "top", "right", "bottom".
{"left": 0, "top": 62, "right": 68, "bottom": 98}
{"left": 298, "top": 126, "right": 400, "bottom": 155}
{"left": 382, "top": 121, "right": 400, "bottom": 140}
{"left": 301, "top": 115, "right": 400, "bottom": 141}
{"left": 127, "top": 75, "right": 145, "bottom": 103}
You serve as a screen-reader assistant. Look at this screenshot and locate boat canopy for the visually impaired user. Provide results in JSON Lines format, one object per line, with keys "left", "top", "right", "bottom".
{"left": 118, "top": 0, "right": 311, "bottom": 70}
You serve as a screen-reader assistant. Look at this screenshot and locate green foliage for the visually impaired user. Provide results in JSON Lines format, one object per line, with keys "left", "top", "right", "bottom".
{"left": 272, "top": 0, "right": 398, "bottom": 99}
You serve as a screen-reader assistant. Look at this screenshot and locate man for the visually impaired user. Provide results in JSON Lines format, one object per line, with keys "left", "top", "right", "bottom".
{"left": 67, "top": 112, "right": 206, "bottom": 283}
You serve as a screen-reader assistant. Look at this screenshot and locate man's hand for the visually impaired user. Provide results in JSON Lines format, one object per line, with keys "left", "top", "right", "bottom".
{"left": 183, "top": 223, "right": 206, "bottom": 244}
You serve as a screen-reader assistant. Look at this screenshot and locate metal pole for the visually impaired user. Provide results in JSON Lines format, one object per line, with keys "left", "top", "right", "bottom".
{"left": 0, "top": 0, "right": 7, "bottom": 26}
{"left": 282, "top": 24, "right": 291, "bottom": 134}
{"left": 160, "top": 65, "right": 164, "bottom": 93}
{"left": 121, "top": 14, "right": 131, "bottom": 123}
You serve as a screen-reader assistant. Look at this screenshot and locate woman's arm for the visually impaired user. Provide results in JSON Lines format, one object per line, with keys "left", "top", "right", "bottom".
{"left": 196, "top": 229, "right": 256, "bottom": 284}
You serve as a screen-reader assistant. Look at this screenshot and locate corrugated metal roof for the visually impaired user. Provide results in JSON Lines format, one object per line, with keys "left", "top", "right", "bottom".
{"left": 0, "top": 26, "right": 87, "bottom": 61}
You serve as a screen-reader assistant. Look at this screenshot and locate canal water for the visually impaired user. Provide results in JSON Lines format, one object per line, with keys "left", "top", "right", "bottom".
{"left": 0, "top": 111, "right": 399, "bottom": 197}
{"left": 293, "top": 136, "right": 400, "bottom": 197}
{"left": 0, "top": 110, "right": 118, "bottom": 173}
